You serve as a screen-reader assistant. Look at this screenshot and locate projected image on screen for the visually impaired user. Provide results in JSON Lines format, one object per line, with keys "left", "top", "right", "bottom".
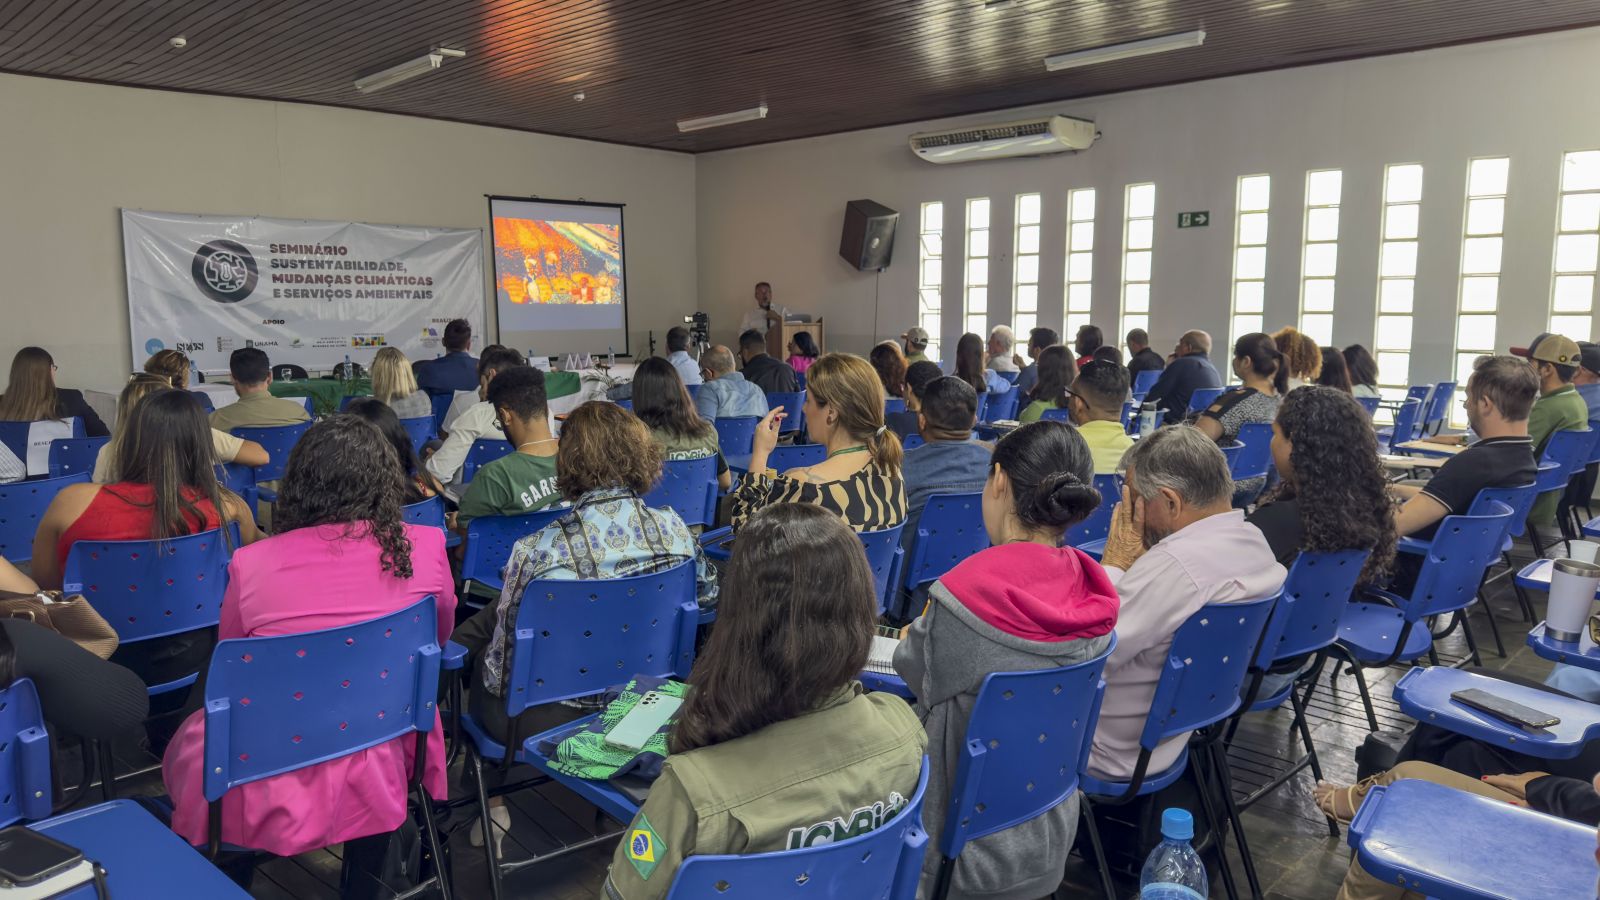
{"left": 489, "top": 197, "right": 629, "bottom": 356}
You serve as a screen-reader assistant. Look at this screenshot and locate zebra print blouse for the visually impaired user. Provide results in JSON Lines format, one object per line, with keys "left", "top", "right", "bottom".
{"left": 730, "top": 463, "right": 907, "bottom": 533}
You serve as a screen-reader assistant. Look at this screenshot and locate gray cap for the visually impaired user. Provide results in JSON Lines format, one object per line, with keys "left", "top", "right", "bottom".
{"left": 901, "top": 326, "right": 929, "bottom": 346}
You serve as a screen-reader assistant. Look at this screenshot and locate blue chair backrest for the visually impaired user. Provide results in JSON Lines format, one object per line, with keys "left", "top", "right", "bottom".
{"left": 1356, "top": 396, "right": 1381, "bottom": 417}
{"left": 1423, "top": 382, "right": 1456, "bottom": 430}
{"left": 201, "top": 596, "right": 441, "bottom": 803}
{"left": 402, "top": 496, "right": 448, "bottom": 530}
{"left": 1138, "top": 595, "right": 1277, "bottom": 751}
{"left": 1253, "top": 550, "right": 1370, "bottom": 667}
{"left": 902, "top": 493, "right": 988, "bottom": 592}
{"left": 462, "top": 438, "right": 514, "bottom": 484}
{"left": 686, "top": 383, "right": 700, "bottom": 399}
{"left": 218, "top": 462, "right": 258, "bottom": 514}
{"left": 1541, "top": 427, "right": 1596, "bottom": 482}
{"left": 429, "top": 393, "right": 454, "bottom": 434}
{"left": 1188, "top": 387, "right": 1224, "bottom": 413}
{"left": 1407, "top": 502, "right": 1513, "bottom": 620}
{"left": 767, "top": 443, "right": 826, "bottom": 470}
{"left": 461, "top": 508, "right": 569, "bottom": 593}
{"left": 0, "top": 419, "right": 82, "bottom": 471}
{"left": 973, "top": 392, "right": 989, "bottom": 424}
{"left": 794, "top": 371, "right": 806, "bottom": 392}
{"left": 0, "top": 679, "right": 51, "bottom": 827}
{"left": 1132, "top": 369, "right": 1161, "bottom": 397}
{"left": 399, "top": 416, "right": 434, "bottom": 456}
{"left": 189, "top": 391, "right": 216, "bottom": 413}
{"left": 0, "top": 472, "right": 90, "bottom": 562}
{"left": 939, "top": 640, "right": 1115, "bottom": 860}
{"left": 1589, "top": 418, "right": 1600, "bottom": 466}
{"left": 47, "top": 436, "right": 108, "bottom": 479}
{"left": 997, "top": 370, "right": 1020, "bottom": 385}
{"left": 645, "top": 457, "right": 719, "bottom": 528}
{"left": 1468, "top": 481, "right": 1539, "bottom": 540}
{"left": 985, "top": 386, "right": 1019, "bottom": 423}
{"left": 63, "top": 526, "right": 236, "bottom": 648}
{"left": 765, "top": 392, "right": 805, "bottom": 434}
{"left": 714, "top": 417, "right": 761, "bottom": 457}
{"left": 617, "top": 398, "right": 634, "bottom": 412}
{"left": 860, "top": 524, "right": 907, "bottom": 614}
{"left": 506, "top": 559, "right": 699, "bottom": 714}
{"left": 885, "top": 398, "right": 907, "bottom": 415}
{"left": 230, "top": 422, "right": 312, "bottom": 484}
{"left": 1230, "top": 422, "right": 1274, "bottom": 483}
{"left": 1066, "top": 474, "right": 1120, "bottom": 548}
{"left": 667, "top": 761, "right": 930, "bottom": 900}
{"left": 1386, "top": 399, "right": 1422, "bottom": 453}
{"left": 1039, "top": 406, "right": 1071, "bottom": 422}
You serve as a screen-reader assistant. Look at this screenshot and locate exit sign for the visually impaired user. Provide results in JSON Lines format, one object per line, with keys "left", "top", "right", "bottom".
{"left": 1178, "top": 211, "right": 1211, "bottom": 228}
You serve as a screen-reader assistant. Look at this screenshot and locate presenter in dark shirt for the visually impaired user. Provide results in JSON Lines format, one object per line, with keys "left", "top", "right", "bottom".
{"left": 1142, "top": 330, "right": 1222, "bottom": 424}
{"left": 737, "top": 329, "right": 798, "bottom": 394}
{"left": 413, "top": 318, "right": 479, "bottom": 396}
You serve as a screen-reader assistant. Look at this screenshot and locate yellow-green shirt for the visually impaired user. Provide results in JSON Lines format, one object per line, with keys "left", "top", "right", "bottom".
{"left": 1078, "top": 419, "right": 1134, "bottom": 475}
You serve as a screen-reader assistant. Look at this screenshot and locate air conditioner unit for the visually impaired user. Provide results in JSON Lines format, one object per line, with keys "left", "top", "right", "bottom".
{"left": 909, "top": 115, "right": 1097, "bottom": 164}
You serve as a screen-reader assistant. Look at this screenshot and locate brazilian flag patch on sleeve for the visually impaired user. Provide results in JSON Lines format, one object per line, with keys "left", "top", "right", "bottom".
{"left": 626, "top": 815, "right": 665, "bottom": 880}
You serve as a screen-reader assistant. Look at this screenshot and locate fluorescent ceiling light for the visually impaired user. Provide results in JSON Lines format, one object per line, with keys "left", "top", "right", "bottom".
{"left": 677, "top": 103, "right": 769, "bottom": 133}
{"left": 355, "top": 48, "right": 466, "bottom": 94}
{"left": 1043, "top": 29, "right": 1205, "bottom": 72}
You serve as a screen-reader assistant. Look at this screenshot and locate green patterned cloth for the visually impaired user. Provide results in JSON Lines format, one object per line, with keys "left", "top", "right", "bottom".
{"left": 549, "top": 678, "right": 689, "bottom": 780}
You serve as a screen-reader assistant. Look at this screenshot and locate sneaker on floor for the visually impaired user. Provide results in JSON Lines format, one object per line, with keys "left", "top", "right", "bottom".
{"left": 468, "top": 804, "right": 511, "bottom": 855}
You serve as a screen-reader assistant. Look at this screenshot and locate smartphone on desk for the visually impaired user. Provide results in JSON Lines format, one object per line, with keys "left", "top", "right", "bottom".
{"left": 1450, "top": 688, "right": 1560, "bottom": 730}
{"left": 0, "top": 827, "right": 88, "bottom": 893}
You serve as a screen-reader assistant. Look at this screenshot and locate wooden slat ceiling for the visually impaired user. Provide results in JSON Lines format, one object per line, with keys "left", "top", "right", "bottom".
{"left": 1, "top": 0, "right": 1596, "bottom": 153}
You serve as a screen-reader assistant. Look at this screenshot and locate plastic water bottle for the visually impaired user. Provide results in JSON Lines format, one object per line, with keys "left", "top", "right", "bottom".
{"left": 342, "top": 354, "right": 352, "bottom": 385}
{"left": 1139, "top": 809, "right": 1207, "bottom": 899}
{"left": 1139, "top": 402, "right": 1159, "bottom": 438}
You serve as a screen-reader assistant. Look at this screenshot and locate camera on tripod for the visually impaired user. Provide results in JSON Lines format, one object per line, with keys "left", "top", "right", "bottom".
{"left": 683, "top": 312, "right": 711, "bottom": 352}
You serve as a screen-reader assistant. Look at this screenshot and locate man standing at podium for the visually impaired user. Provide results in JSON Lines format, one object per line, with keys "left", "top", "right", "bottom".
{"left": 739, "top": 281, "right": 789, "bottom": 336}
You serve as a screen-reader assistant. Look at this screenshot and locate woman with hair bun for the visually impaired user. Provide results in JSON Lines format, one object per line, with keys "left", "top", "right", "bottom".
{"left": 892, "top": 420, "right": 1119, "bottom": 899}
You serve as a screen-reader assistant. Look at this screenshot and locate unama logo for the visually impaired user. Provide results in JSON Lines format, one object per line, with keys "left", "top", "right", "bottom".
{"left": 144, "top": 338, "right": 165, "bottom": 356}
{"left": 190, "top": 240, "right": 258, "bottom": 304}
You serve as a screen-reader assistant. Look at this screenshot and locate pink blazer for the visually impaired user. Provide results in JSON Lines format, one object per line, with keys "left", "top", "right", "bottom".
{"left": 163, "top": 523, "right": 458, "bottom": 856}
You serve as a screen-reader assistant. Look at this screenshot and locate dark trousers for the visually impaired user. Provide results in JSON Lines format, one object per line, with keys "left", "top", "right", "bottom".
{"left": 1397, "top": 667, "right": 1600, "bottom": 779}
{"left": 451, "top": 604, "right": 583, "bottom": 752}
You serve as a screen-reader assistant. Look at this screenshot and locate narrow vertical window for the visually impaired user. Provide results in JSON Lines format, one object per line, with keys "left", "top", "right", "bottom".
{"left": 917, "top": 202, "right": 944, "bottom": 361}
{"left": 1551, "top": 150, "right": 1600, "bottom": 339}
{"left": 1230, "top": 174, "right": 1271, "bottom": 351}
{"left": 1120, "top": 183, "right": 1155, "bottom": 339}
{"left": 1299, "top": 170, "right": 1342, "bottom": 345}
{"left": 1013, "top": 193, "right": 1041, "bottom": 337}
{"left": 1064, "top": 189, "right": 1096, "bottom": 337}
{"left": 1375, "top": 163, "right": 1424, "bottom": 402}
{"left": 964, "top": 198, "right": 991, "bottom": 338}
{"left": 1453, "top": 157, "right": 1510, "bottom": 426}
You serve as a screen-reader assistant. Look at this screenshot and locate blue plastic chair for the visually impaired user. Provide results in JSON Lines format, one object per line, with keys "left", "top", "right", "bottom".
{"left": 1528, "top": 428, "right": 1594, "bottom": 556}
{"left": 885, "top": 398, "right": 907, "bottom": 415}
{"left": 47, "top": 436, "right": 108, "bottom": 479}
{"left": 0, "top": 418, "right": 83, "bottom": 474}
{"left": 1081, "top": 595, "right": 1278, "bottom": 900}
{"left": 1187, "top": 387, "right": 1224, "bottom": 414}
{"left": 766, "top": 443, "right": 826, "bottom": 471}
{"left": 1421, "top": 381, "right": 1456, "bottom": 435}
{"left": 645, "top": 457, "right": 719, "bottom": 528}
{"left": 1039, "top": 406, "right": 1071, "bottom": 422}
{"left": 765, "top": 391, "right": 805, "bottom": 435}
{"left": 402, "top": 496, "right": 448, "bottom": 529}
{"left": 0, "top": 471, "right": 90, "bottom": 562}
{"left": 429, "top": 393, "right": 454, "bottom": 434}
{"left": 903, "top": 433, "right": 926, "bottom": 450}
{"left": 199, "top": 596, "right": 449, "bottom": 895}
{"left": 0, "top": 679, "right": 52, "bottom": 827}
{"left": 1356, "top": 395, "right": 1381, "bottom": 417}
{"left": 996, "top": 370, "right": 1019, "bottom": 385}
{"left": 686, "top": 383, "right": 700, "bottom": 399}
{"left": 616, "top": 398, "right": 634, "bottom": 412}
{"left": 667, "top": 762, "right": 930, "bottom": 900}
{"left": 861, "top": 524, "right": 907, "bottom": 614}
{"left": 1347, "top": 779, "right": 1597, "bottom": 900}
{"left": 229, "top": 422, "right": 311, "bottom": 504}
{"left": 900, "top": 493, "right": 988, "bottom": 595}
{"left": 984, "top": 386, "right": 1019, "bottom": 423}
{"left": 462, "top": 438, "right": 514, "bottom": 485}
{"left": 189, "top": 391, "right": 216, "bottom": 413}
{"left": 1065, "top": 473, "right": 1120, "bottom": 552}
{"left": 1378, "top": 398, "right": 1423, "bottom": 453}
{"left": 1229, "top": 422, "right": 1275, "bottom": 504}
{"left": 714, "top": 416, "right": 761, "bottom": 457}
{"left": 460, "top": 507, "right": 570, "bottom": 596}
{"left": 1332, "top": 502, "right": 1513, "bottom": 730}
{"left": 1131, "top": 369, "right": 1161, "bottom": 398}
{"left": 217, "top": 462, "right": 259, "bottom": 515}
{"left": 1391, "top": 666, "right": 1600, "bottom": 760}
{"left": 399, "top": 415, "right": 434, "bottom": 455}
{"left": 454, "top": 561, "right": 700, "bottom": 896}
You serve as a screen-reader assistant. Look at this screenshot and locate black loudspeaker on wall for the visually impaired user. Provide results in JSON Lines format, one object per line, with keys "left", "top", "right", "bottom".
{"left": 839, "top": 199, "right": 899, "bottom": 271}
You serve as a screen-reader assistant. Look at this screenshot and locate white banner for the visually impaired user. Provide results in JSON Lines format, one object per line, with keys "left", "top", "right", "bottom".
{"left": 122, "top": 210, "right": 484, "bottom": 373}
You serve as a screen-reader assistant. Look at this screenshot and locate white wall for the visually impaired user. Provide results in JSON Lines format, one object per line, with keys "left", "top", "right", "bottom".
{"left": 696, "top": 28, "right": 1600, "bottom": 386}
{"left": 0, "top": 74, "right": 697, "bottom": 391}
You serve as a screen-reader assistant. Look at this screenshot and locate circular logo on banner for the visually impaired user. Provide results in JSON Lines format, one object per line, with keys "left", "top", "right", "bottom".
{"left": 144, "top": 338, "right": 165, "bottom": 355}
{"left": 190, "top": 240, "right": 258, "bottom": 303}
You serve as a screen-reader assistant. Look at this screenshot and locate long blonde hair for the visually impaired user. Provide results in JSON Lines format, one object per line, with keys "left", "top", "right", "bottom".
{"left": 143, "top": 349, "right": 191, "bottom": 389}
{"left": 104, "top": 374, "right": 175, "bottom": 482}
{"left": 0, "top": 347, "right": 60, "bottom": 422}
{"left": 806, "top": 353, "right": 903, "bottom": 474}
{"left": 370, "top": 347, "right": 418, "bottom": 405}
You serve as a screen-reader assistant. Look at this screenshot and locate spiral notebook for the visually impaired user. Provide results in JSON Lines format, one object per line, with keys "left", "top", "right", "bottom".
{"left": 866, "top": 625, "right": 900, "bottom": 676}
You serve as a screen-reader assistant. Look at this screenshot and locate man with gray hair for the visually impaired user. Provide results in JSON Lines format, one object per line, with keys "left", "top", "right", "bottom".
{"left": 1086, "top": 425, "right": 1285, "bottom": 780}
{"left": 693, "top": 344, "right": 769, "bottom": 422}
{"left": 986, "top": 325, "right": 1019, "bottom": 373}
{"left": 1142, "top": 329, "right": 1222, "bottom": 425}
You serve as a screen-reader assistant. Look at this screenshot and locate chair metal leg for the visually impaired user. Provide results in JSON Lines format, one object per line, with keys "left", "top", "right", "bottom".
{"left": 1188, "top": 747, "right": 1240, "bottom": 900}
{"left": 931, "top": 855, "right": 956, "bottom": 900}
{"left": 95, "top": 740, "right": 117, "bottom": 802}
{"left": 1207, "top": 741, "right": 1263, "bottom": 900}
{"left": 416, "top": 790, "right": 453, "bottom": 900}
{"left": 1477, "top": 589, "right": 1507, "bottom": 658}
{"left": 469, "top": 750, "right": 504, "bottom": 900}
{"left": 1333, "top": 648, "right": 1380, "bottom": 732}
{"left": 1284, "top": 685, "right": 1338, "bottom": 840}
{"left": 1513, "top": 578, "right": 1537, "bottom": 623}
{"left": 1456, "top": 610, "right": 1483, "bottom": 668}
{"left": 1079, "top": 798, "right": 1117, "bottom": 900}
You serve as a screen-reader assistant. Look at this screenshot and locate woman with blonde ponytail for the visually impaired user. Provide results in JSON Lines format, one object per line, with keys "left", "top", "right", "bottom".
{"left": 731, "top": 352, "right": 906, "bottom": 532}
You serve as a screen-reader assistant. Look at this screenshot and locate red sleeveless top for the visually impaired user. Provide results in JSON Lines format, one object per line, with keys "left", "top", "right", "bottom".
{"left": 56, "top": 483, "right": 222, "bottom": 574}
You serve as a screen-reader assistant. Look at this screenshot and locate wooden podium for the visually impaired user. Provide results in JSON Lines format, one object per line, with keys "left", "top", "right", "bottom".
{"left": 767, "top": 319, "right": 824, "bottom": 359}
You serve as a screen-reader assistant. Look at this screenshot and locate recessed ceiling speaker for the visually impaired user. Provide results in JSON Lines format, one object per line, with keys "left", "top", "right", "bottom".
{"left": 839, "top": 199, "right": 898, "bottom": 271}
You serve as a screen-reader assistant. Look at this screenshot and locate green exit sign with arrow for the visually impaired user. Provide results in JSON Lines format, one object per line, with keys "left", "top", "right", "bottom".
{"left": 1178, "top": 211, "right": 1210, "bottom": 228}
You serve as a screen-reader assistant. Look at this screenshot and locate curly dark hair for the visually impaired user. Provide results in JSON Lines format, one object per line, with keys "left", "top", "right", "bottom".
{"left": 556, "top": 401, "right": 663, "bottom": 500}
{"left": 275, "top": 415, "right": 414, "bottom": 579}
{"left": 1263, "top": 386, "right": 1395, "bottom": 582}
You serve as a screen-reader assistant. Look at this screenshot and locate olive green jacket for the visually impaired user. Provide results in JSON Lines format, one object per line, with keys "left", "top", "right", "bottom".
{"left": 602, "top": 684, "right": 926, "bottom": 900}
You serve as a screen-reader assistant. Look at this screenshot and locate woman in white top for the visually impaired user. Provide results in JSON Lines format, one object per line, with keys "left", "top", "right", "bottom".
{"left": 1343, "top": 344, "right": 1383, "bottom": 399}
{"left": 371, "top": 347, "right": 432, "bottom": 420}
{"left": 91, "top": 375, "right": 267, "bottom": 483}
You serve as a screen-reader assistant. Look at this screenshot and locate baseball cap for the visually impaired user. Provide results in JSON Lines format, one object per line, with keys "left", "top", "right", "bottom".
{"left": 901, "top": 326, "right": 930, "bottom": 346}
{"left": 1511, "top": 333, "right": 1582, "bottom": 366}
{"left": 1580, "top": 342, "right": 1600, "bottom": 377}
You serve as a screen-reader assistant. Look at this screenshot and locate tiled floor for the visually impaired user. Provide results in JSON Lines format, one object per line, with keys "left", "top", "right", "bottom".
{"left": 83, "top": 546, "right": 1560, "bottom": 900}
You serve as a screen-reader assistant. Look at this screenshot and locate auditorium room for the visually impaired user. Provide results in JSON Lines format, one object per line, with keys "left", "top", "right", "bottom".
{"left": 4, "top": 1, "right": 1600, "bottom": 897}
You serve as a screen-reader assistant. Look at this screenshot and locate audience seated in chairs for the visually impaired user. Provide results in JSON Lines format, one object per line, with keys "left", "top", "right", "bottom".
{"left": 439, "top": 344, "right": 510, "bottom": 434}
{"left": 885, "top": 360, "right": 943, "bottom": 440}
{"left": 1271, "top": 326, "right": 1322, "bottom": 391}
{"left": 207, "top": 347, "right": 311, "bottom": 433}
{"left": 1067, "top": 360, "right": 1134, "bottom": 475}
{"left": 665, "top": 325, "right": 704, "bottom": 386}
{"left": 1197, "top": 332, "right": 1286, "bottom": 502}
{"left": 1091, "top": 425, "right": 1286, "bottom": 780}
{"left": 1017, "top": 345, "right": 1074, "bottom": 424}
{"left": 345, "top": 398, "right": 444, "bottom": 505}
{"left": 1315, "top": 346, "right": 1354, "bottom": 393}
{"left": 785, "top": 330, "right": 820, "bottom": 377}
{"left": 986, "top": 325, "right": 1020, "bottom": 374}
{"left": 452, "top": 367, "right": 561, "bottom": 528}
{"left": 161, "top": 414, "right": 456, "bottom": 895}
{"left": 92, "top": 374, "right": 267, "bottom": 483}
{"left": 1015, "top": 326, "right": 1059, "bottom": 397}
{"left": 370, "top": 346, "right": 432, "bottom": 420}
{"left": 902, "top": 326, "right": 933, "bottom": 365}
{"left": 693, "top": 345, "right": 768, "bottom": 422}
{"left": 954, "top": 332, "right": 1008, "bottom": 396}
{"left": 1073, "top": 324, "right": 1105, "bottom": 369}
{"left": 0, "top": 345, "right": 108, "bottom": 436}
{"left": 893, "top": 420, "right": 1118, "bottom": 899}
{"left": 424, "top": 347, "right": 525, "bottom": 500}
{"left": 737, "top": 328, "right": 798, "bottom": 394}
{"left": 901, "top": 377, "right": 990, "bottom": 545}
{"left": 1507, "top": 333, "right": 1590, "bottom": 529}
{"left": 33, "top": 389, "right": 260, "bottom": 737}
{"left": 1143, "top": 330, "right": 1222, "bottom": 425}
{"left": 732, "top": 353, "right": 905, "bottom": 533}
{"left": 604, "top": 503, "right": 926, "bottom": 899}
{"left": 870, "top": 340, "right": 911, "bottom": 402}
{"left": 1125, "top": 327, "right": 1165, "bottom": 382}
{"left": 413, "top": 317, "right": 479, "bottom": 396}
{"left": 632, "top": 356, "right": 730, "bottom": 493}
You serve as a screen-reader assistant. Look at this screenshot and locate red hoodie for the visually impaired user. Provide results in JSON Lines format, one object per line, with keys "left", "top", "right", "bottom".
{"left": 939, "top": 542, "right": 1119, "bottom": 642}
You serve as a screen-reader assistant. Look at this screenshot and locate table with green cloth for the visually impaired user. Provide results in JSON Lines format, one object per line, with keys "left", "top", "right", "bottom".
{"left": 269, "top": 377, "right": 371, "bottom": 416}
